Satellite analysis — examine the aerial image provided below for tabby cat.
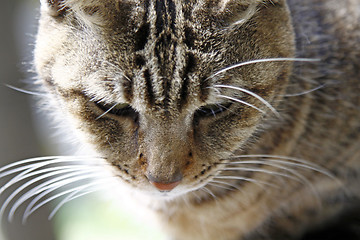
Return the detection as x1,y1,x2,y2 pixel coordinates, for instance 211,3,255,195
2,0,360,239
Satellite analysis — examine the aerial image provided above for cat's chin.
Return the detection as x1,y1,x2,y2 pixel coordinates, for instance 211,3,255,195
146,191,185,201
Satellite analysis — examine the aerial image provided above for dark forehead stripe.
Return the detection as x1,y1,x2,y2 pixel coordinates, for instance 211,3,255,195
135,24,150,52
131,1,203,109
134,0,150,52
154,0,177,71
155,0,166,36
144,69,155,106
179,53,197,108
155,0,176,36
154,0,178,109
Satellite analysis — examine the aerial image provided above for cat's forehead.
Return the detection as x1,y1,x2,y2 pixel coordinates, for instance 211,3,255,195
69,0,251,112
38,0,290,117
60,0,270,25
63,0,268,8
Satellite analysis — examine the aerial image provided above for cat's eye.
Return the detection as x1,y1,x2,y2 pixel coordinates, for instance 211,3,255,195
194,103,232,119
95,102,138,120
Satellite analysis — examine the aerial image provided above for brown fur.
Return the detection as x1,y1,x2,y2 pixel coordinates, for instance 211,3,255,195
33,0,360,239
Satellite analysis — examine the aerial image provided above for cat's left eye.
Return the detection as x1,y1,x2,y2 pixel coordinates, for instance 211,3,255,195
194,103,232,119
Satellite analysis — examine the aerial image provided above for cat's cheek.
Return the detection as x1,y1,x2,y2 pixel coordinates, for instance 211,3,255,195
193,115,253,159
59,95,136,158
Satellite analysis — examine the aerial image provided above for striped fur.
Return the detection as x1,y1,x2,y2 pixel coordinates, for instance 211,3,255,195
31,0,360,239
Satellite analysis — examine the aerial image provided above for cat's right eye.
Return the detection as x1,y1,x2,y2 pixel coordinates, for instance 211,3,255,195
95,102,138,121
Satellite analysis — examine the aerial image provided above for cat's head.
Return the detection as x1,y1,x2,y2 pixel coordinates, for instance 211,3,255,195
35,0,294,198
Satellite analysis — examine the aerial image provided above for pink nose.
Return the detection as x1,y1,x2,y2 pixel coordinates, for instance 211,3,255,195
150,180,181,191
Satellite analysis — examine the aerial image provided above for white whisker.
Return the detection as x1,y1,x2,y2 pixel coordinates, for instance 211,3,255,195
22,172,107,222
0,156,108,221
207,182,233,191
191,191,202,202
0,158,70,178
0,166,63,198
213,175,278,189
0,157,58,174
0,165,96,197
217,94,266,114
229,154,320,169
228,159,332,180
208,180,252,205
103,61,132,82
282,84,326,97
214,84,280,117
0,157,105,196
0,156,104,178
209,58,320,79
209,180,244,192
228,155,337,180
95,102,118,120
7,167,101,221
200,187,217,200
223,161,322,206
48,177,116,220
5,84,46,96
221,167,299,185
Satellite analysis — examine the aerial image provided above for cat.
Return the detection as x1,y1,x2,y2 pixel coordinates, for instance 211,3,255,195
1,0,360,239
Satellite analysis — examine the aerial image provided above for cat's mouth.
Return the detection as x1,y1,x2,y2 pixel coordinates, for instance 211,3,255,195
144,183,206,199
140,168,216,198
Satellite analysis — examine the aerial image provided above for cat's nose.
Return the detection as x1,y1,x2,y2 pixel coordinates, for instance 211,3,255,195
147,173,182,191
150,180,181,191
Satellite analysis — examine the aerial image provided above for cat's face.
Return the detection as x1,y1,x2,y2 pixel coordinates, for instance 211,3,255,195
35,0,294,197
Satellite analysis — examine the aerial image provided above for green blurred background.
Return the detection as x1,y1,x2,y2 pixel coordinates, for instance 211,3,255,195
0,1,165,240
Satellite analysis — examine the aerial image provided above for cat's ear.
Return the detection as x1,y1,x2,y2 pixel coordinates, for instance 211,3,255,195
40,0,68,17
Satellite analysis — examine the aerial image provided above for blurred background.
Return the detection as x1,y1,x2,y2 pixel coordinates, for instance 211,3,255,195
0,0,165,240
